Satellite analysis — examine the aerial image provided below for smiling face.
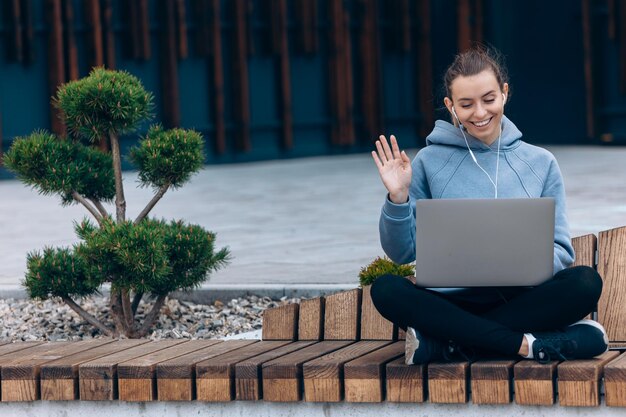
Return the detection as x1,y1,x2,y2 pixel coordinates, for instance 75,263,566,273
444,69,509,145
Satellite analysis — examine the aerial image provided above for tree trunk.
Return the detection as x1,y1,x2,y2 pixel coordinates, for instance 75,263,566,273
109,131,126,222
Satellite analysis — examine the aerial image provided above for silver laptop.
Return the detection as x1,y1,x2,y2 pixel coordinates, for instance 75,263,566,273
414,198,555,287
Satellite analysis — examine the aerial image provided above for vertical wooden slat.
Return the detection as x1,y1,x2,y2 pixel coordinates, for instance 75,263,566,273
457,0,471,51
21,0,35,64
9,0,24,63
210,0,226,154
262,303,299,341
571,234,597,268
275,0,293,149
127,0,140,59
360,285,394,340
323,289,362,340
139,0,151,60
415,0,434,139
581,0,595,139
102,0,115,69
85,0,104,68
298,297,325,341
46,0,66,136
295,0,317,54
62,0,79,80
359,0,383,143
233,0,252,151
160,0,181,128
597,226,626,343
175,0,188,59
193,0,210,57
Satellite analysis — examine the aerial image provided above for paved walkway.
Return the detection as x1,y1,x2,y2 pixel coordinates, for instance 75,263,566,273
1,146,625,294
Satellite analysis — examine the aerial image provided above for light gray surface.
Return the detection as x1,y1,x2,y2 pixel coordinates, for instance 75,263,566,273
1,146,625,294
415,198,554,287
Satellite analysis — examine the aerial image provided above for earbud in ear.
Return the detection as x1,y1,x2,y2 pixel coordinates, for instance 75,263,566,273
502,93,507,104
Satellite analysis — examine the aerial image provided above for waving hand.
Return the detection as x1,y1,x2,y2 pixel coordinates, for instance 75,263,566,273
371,135,412,204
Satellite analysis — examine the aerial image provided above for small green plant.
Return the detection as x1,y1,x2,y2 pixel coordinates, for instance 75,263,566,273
358,257,414,287
5,68,230,338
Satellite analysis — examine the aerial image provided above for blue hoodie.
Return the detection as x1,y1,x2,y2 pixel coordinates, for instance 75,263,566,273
379,115,575,277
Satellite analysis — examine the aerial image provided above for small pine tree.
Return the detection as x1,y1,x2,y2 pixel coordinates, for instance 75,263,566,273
5,68,230,338
358,257,414,287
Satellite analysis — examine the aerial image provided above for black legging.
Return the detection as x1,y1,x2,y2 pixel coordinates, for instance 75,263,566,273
370,265,602,356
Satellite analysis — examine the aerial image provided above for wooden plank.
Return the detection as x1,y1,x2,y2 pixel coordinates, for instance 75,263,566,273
360,285,394,340
232,0,251,151
262,303,298,341
102,0,115,69
8,0,24,63
344,341,404,402
598,226,626,342
298,297,324,341
22,0,35,65
62,0,79,80
84,0,104,67
160,0,181,128
1,340,110,402
262,341,353,402
46,0,66,136
602,351,626,406
196,341,291,401
358,0,383,143
138,0,150,59
428,360,470,403
385,356,426,402
581,0,595,138
275,0,293,149
324,288,361,340
175,0,188,59
558,350,620,407
303,341,389,402
572,234,597,267
118,340,220,402
235,341,316,401
209,0,226,154
513,359,559,405
0,342,42,358
40,339,149,401
79,340,187,401
156,340,256,401
415,0,434,139
470,359,517,404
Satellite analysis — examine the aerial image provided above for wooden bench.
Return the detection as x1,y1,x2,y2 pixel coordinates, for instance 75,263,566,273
0,228,624,408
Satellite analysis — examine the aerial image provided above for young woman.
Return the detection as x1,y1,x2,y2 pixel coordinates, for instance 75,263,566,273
370,46,608,364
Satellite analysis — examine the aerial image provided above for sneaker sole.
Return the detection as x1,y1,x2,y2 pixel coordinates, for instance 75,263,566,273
405,327,419,365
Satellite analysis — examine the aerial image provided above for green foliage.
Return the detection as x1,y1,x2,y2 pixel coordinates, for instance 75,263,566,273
24,247,98,300
71,218,230,295
4,131,115,204
129,125,205,189
358,257,415,287
55,67,153,142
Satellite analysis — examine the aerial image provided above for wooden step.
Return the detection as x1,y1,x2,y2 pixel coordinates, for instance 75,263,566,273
196,341,292,401
117,340,220,401
385,357,426,402
235,341,316,400
303,341,391,402
79,340,188,400
262,303,298,341
40,339,149,401
1,339,111,402
344,341,404,402
558,350,620,407
602,351,626,406
155,340,256,401
262,341,353,402
514,359,559,405
428,360,471,403
470,359,518,404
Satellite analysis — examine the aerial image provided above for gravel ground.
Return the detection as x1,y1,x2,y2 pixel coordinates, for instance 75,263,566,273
0,295,301,341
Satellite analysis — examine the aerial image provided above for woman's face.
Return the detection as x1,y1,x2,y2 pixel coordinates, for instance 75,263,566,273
445,69,508,145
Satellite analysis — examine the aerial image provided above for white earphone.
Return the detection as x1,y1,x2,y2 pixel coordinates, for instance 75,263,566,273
449,93,506,198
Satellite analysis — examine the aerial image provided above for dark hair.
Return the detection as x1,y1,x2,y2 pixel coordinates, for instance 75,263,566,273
443,46,509,98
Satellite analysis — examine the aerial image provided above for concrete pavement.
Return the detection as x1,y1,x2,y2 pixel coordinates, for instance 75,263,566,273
1,146,625,298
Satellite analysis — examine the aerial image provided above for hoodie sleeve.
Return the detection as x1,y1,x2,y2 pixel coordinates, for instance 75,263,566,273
378,155,431,264
541,157,575,273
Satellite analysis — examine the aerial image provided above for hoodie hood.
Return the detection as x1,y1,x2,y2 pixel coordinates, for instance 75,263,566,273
425,115,522,151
